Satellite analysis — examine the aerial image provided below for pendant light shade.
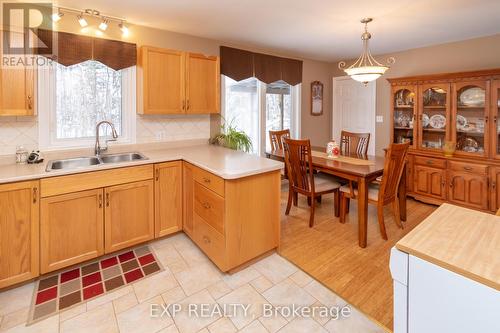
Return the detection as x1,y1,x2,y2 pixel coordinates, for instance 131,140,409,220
339,18,395,85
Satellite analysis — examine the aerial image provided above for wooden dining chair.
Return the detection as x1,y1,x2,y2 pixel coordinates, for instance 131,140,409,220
269,129,290,150
339,142,410,240
282,137,341,227
340,131,370,156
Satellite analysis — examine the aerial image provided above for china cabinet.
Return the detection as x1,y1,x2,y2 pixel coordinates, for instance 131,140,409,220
389,69,500,212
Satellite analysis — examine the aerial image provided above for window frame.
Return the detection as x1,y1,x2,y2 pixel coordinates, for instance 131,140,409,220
38,59,136,151
221,75,301,156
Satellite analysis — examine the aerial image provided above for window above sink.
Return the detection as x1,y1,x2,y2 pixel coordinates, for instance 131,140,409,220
38,61,137,150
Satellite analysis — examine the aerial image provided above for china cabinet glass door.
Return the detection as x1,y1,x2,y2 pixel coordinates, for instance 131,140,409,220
452,81,488,157
492,80,500,159
392,86,417,147
419,84,450,151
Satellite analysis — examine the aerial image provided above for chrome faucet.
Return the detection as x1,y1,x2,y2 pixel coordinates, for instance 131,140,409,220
95,121,118,156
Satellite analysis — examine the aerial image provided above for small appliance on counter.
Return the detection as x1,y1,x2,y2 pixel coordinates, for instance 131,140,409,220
27,150,44,164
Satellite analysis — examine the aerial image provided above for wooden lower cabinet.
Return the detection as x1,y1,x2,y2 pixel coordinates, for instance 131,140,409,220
40,189,104,274
0,181,39,288
448,171,489,210
490,167,500,212
105,180,154,253
155,161,183,237
183,162,195,236
413,165,446,201
183,162,280,271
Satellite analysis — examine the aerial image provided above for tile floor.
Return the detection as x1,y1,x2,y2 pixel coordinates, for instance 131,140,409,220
0,233,385,333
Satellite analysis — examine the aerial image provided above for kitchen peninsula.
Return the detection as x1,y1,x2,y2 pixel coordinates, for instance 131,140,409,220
0,143,283,289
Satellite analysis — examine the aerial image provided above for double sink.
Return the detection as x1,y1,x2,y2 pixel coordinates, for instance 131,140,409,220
46,152,148,172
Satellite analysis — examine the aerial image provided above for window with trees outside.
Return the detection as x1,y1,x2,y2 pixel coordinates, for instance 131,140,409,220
223,76,300,155
38,60,135,149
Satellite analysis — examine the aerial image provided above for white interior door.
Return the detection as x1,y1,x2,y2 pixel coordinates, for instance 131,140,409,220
332,76,376,155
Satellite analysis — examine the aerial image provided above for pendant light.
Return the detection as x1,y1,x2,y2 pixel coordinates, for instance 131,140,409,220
338,18,395,85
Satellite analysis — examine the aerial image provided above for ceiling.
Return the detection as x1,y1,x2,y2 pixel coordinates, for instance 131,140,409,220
57,0,500,62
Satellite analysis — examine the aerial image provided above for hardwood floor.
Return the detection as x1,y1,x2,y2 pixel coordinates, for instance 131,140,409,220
278,185,437,331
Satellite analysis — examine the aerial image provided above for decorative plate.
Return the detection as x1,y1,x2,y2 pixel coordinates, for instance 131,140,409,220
459,87,485,107
456,115,468,130
422,114,430,128
429,114,446,129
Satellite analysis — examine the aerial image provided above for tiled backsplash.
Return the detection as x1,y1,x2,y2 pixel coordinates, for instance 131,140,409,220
0,115,211,156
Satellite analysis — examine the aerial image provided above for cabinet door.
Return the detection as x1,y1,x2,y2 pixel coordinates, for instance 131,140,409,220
0,181,39,288
183,162,195,236
490,167,500,212
155,161,183,237
418,84,451,151
0,32,35,116
413,165,446,200
448,171,489,210
139,47,185,114
40,189,104,274
392,85,418,148
491,80,500,159
452,81,489,157
185,53,220,114
105,180,154,253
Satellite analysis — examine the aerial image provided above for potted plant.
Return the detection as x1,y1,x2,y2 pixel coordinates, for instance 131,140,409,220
209,118,252,153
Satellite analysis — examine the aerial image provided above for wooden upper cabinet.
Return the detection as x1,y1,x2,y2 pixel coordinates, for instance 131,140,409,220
0,31,35,116
392,85,418,148
418,83,451,151
0,181,39,288
40,189,104,273
138,46,220,115
138,47,185,114
155,161,183,238
491,80,500,160
104,180,154,253
185,53,220,114
452,81,489,158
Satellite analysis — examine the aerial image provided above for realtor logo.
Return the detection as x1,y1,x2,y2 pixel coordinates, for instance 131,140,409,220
1,1,53,57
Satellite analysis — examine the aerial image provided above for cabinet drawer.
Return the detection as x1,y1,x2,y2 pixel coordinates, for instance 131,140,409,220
41,165,154,197
448,161,488,175
192,164,225,197
194,214,225,269
414,156,446,169
194,182,224,234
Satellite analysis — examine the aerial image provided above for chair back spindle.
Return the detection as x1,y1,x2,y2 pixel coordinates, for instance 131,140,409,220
269,129,291,150
282,138,315,194
340,131,370,156
379,142,410,204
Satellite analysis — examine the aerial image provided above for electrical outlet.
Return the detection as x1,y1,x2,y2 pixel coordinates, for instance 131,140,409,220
376,115,383,123
155,131,166,141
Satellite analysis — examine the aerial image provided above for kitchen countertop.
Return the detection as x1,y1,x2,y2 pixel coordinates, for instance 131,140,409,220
0,142,283,184
396,203,500,291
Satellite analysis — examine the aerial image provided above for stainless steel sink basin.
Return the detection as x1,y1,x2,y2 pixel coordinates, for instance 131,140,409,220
100,152,148,164
45,152,148,172
46,156,102,171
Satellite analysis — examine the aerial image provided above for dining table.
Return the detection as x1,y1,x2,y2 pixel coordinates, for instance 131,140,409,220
266,147,407,248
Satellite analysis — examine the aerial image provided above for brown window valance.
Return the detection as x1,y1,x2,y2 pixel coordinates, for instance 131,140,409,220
220,46,303,86
35,29,136,70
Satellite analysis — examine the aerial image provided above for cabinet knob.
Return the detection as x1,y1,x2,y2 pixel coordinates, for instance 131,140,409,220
187,100,190,111
463,166,473,171
203,236,211,244
98,194,103,208
426,160,433,165
27,95,32,110
106,193,110,207
32,187,38,203
202,202,211,209
203,177,211,183
155,169,160,181
182,100,185,111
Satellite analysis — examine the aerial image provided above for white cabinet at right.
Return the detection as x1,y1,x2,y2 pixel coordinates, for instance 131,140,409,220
390,247,500,333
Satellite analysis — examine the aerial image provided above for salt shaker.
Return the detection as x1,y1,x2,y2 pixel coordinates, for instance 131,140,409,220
16,145,28,164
